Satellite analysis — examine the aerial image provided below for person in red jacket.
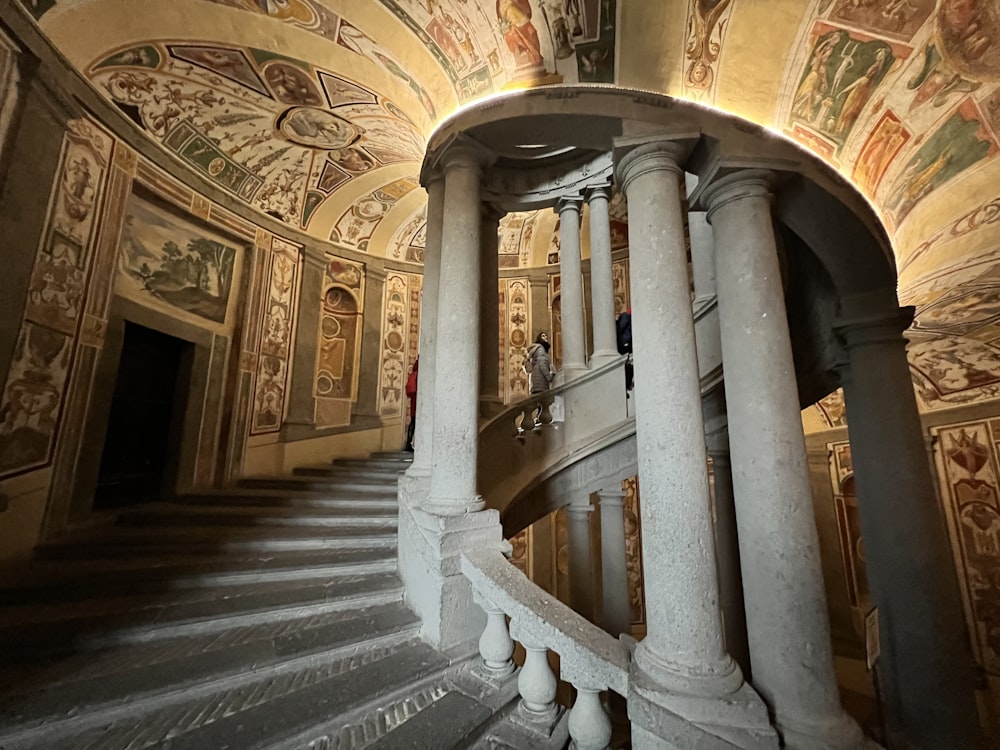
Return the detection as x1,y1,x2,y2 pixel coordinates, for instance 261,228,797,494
404,356,418,452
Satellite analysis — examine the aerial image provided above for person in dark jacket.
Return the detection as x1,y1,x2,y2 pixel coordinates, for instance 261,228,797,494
616,309,634,393
526,332,556,394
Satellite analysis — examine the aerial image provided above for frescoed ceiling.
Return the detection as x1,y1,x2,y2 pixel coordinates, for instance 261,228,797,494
14,0,1000,418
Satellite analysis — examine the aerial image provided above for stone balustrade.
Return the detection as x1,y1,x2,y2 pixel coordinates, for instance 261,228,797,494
461,547,630,750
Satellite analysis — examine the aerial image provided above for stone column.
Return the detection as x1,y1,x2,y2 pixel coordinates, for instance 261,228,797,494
703,400,751,680
565,500,596,621
529,276,550,343
704,170,867,750
685,173,717,306
425,145,485,515
282,248,326,432
836,292,985,750
597,488,631,638
615,143,771,746
557,196,587,377
405,173,444,487
479,203,504,417
586,184,618,361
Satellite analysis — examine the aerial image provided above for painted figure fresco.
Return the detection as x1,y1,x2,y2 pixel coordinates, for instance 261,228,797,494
0,324,72,475
936,0,1000,82
852,109,911,195
330,177,419,251
885,100,997,225
0,118,112,478
788,26,896,153
200,0,341,36
828,0,935,41
116,196,239,326
683,0,734,99
574,0,616,83
497,0,544,71
277,107,362,150
622,475,646,628
503,278,531,401
934,422,1000,676
908,335,1000,408
252,239,300,434
378,273,411,417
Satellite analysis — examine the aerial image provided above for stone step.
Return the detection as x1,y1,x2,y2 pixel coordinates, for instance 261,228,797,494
0,569,403,627
237,476,398,494
293,464,406,481
369,450,414,461
0,574,407,662
0,611,429,749
0,548,397,603
275,677,494,750
333,457,413,470
33,528,398,559
115,502,398,530
177,488,399,507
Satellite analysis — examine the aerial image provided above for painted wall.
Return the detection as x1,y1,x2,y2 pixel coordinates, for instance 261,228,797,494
809,399,1000,729
0,99,404,562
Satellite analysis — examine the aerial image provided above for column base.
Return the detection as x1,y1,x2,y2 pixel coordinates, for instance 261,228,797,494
422,493,486,515
629,660,778,749
778,711,881,750
396,503,505,653
399,465,431,508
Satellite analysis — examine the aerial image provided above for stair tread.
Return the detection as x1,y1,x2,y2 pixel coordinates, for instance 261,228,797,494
0,548,398,600
0,624,432,748
0,598,416,701
33,535,398,559
238,475,398,488
118,501,398,520
137,641,448,750
0,570,403,626
366,689,494,749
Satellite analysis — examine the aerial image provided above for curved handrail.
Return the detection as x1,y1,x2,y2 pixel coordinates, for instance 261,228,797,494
461,547,630,695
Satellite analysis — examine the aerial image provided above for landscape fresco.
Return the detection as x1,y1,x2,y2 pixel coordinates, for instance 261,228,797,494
116,195,239,326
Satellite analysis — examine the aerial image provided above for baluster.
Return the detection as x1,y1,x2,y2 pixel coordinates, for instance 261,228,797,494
515,631,558,723
476,594,514,677
568,685,612,750
537,397,553,427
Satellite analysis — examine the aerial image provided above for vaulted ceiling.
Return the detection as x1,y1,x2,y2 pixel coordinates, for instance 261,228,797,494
16,0,1000,418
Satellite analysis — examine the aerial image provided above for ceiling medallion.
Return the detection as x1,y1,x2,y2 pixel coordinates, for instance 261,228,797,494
275,107,363,150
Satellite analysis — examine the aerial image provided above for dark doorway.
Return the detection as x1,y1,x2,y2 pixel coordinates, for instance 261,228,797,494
94,322,191,509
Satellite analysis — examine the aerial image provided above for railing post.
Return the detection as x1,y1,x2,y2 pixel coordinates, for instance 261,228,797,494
514,630,558,723
568,684,612,750
474,592,515,677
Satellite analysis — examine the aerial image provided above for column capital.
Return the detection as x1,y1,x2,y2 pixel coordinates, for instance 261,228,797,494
564,502,595,516
700,169,776,223
585,182,613,203
424,166,445,187
555,195,584,215
834,304,914,349
440,141,487,175
596,487,626,501
614,140,686,194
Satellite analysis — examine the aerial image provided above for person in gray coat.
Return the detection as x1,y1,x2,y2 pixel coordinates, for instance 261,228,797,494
526,331,556,394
